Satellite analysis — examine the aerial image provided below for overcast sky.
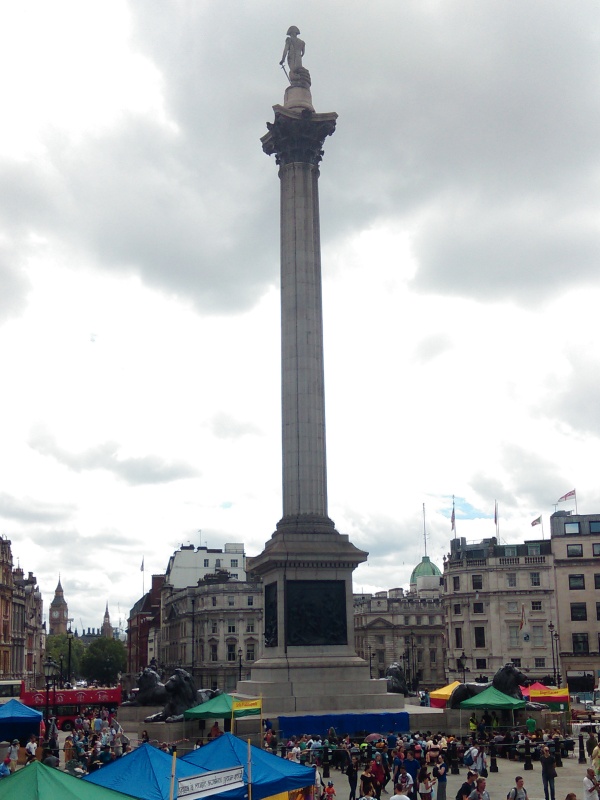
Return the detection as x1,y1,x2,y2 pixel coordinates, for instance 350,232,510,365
1,0,599,634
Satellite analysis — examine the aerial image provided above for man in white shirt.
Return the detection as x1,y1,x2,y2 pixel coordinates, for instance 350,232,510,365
584,767,600,800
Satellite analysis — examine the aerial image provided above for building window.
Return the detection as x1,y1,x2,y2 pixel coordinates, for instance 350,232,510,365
531,601,542,611
247,596,254,606
593,544,600,557
246,621,255,633
228,596,235,606
590,521,600,534
204,559,210,567
227,644,236,662
429,635,436,644
473,603,484,614
417,649,423,663
507,601,518,613
430,649,436,664
416,635,423,645
528,545,541,556
595,575,600,589
210,644,218,662
215,559,221,567
475,658,487,670
511,657,521,668
472,575,483,591
453,576,460,591
571,603,587,621
507,573,517,588
454,604,462,615
530,572,540,587
377,635,385,644
246,644,255,661
429,616,435,625
509,625,520,647
565,522,580,535
569,574,585,590
504,546,517,557
415,617,422,625
212,596,217,607
211,621,218,634
455,628,463,648
532,625,544,646
474,627,485,648
573,633,589,654
228,622,236,633
535,657,546,668
231,559,238,568
567,544,583,557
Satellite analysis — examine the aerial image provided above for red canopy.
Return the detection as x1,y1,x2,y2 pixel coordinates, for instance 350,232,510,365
522,681,549,697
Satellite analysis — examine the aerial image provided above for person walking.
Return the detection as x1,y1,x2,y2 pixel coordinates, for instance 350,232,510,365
456,772,477,800
468,778,490,800
507,776,529,800
540,745,557,800
346,756,359,800
433,754,447,800
584,767,600,800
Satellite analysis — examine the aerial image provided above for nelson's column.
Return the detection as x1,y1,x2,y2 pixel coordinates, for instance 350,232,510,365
242,28,398,714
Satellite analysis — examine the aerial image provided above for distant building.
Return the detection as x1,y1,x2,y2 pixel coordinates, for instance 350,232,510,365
354,555,446,689
165,543,247,588
48,577,69,636
550,510,600,692
443,536,557,683
126,574,164,675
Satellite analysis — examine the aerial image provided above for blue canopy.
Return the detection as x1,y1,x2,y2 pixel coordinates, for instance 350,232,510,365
84,743,201,800
0,699,42,744
182,733,315,800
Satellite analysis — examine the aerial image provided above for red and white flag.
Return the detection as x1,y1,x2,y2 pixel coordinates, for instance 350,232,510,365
519,603,526,631
557,489,576,503
531,516,542,527
451,504,455,532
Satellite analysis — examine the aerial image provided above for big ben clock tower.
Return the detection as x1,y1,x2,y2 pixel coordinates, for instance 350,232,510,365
49,576,68,635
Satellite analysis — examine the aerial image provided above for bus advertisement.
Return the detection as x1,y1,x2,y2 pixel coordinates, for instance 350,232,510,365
20,686,122,731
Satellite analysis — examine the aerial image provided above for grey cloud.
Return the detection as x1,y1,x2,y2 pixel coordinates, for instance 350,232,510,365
28,428,198,485
0,493,75,524
542,353,600,437
498,444,567,506
413,334,453,364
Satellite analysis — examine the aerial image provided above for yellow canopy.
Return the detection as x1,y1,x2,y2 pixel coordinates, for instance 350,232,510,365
430,681,461,701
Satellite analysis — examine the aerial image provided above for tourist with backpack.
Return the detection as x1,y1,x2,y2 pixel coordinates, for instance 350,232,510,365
507,776,529,800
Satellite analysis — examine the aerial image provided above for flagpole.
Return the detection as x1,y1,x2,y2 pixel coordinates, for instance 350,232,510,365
248,738,253,800
575,490,578,515
169,745,177,800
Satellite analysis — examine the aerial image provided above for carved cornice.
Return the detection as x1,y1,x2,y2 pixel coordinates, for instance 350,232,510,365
262,106,337,167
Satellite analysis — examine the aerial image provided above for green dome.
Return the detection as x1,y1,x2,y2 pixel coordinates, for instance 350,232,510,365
410,555,442,583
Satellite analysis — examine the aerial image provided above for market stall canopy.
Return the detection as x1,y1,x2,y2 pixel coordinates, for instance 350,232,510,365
84,742,201,800
183,693,260,720
0,760,135,800
459,686,526,710
521,682,549,697
0,698,42,743
529,687,569,710
430,681,461,709
182,732,315,800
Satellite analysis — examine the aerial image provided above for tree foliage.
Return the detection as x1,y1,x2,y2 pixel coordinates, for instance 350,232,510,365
80,638,127,686
45,634,85,681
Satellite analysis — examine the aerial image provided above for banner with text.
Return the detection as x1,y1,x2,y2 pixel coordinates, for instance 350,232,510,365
178,766,245,800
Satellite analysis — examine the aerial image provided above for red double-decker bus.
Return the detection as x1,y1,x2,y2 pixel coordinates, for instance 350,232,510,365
21,686,122,731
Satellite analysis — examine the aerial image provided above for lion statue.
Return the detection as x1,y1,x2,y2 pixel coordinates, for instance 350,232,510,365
122,667,167,707
448,663,548,710
386,662,410,696
144,668,201,723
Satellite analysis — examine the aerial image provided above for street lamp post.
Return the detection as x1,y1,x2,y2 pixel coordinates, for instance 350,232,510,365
238,648,243,681
548,622,557,685
554,632,561,685
367,645,373,679
32,658,37,690
457,651,468,683
43,658,58,736
409,633,417,691
67,628,73,687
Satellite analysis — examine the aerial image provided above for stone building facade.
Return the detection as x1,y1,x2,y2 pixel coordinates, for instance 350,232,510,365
127,574,164,675
443,536,557,684
551,510,600,691
160,576,263,692
353,556,446,689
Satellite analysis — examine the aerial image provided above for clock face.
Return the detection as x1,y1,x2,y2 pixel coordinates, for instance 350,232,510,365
51,610,59,619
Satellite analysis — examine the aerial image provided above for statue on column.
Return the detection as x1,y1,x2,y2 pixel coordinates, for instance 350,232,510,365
280,26,311,88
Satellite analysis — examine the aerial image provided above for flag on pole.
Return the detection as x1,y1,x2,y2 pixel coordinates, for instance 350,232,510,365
451,497,456,533
494,501,498,527
519,603,526,631
531,516,542,527
140,557,144,572
557,489,576,503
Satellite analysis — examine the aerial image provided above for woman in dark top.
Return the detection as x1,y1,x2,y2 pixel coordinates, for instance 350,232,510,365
360,763,376,798
346,756,359,800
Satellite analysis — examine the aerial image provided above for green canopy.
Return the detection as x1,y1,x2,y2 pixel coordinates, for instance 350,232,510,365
183,692,260,720
0,761,136,800
459,686,526,710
